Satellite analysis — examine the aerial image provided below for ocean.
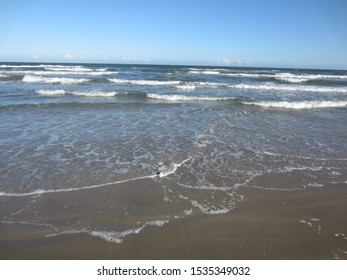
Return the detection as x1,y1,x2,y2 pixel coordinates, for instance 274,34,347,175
0,63,347,256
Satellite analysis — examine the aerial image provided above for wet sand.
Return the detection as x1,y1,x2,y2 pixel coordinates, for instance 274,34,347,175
0,178,346,260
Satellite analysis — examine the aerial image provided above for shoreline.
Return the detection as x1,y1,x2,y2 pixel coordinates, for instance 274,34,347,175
1,178,346,260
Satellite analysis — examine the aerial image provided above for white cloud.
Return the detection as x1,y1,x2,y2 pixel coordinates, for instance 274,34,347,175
32,54,40,59
64,54,73,60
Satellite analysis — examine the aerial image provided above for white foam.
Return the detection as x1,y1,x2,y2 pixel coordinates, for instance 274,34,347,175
244,100,347,109
89,227,144,243
31,70,113,76
307,182,324,188
275,72,347,82
108,78,180,86
229,83,347,93
71,91,118,97
190,200,231,215
275,73,310,83
23,75,88,84
156,157,192,177
0,174,157,197
175,84,197,90
0,64,47,68
45,220,169,243
189,70,220,75
189,69,347,82
175,81,347,93
147,93,235,102
145,220,169,227
44,66,93,72
36,89,66,96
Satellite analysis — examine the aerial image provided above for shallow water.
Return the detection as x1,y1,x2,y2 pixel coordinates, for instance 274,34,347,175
1,63,347,218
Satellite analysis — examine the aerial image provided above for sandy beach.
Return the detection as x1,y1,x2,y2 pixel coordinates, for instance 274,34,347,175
1,177,346,260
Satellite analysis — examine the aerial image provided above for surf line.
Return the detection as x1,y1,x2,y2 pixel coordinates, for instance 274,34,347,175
0,157,193,197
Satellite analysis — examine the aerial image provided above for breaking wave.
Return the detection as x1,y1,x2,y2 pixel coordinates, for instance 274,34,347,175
23,75,88,84
244,100,347,109
108,78,180,86
147,93,236,102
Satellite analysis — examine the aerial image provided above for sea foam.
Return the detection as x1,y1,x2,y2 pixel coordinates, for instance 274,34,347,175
244,100,347,109
23,75,88,84
36,89,66,95
108,78,180,86
146,93,235,102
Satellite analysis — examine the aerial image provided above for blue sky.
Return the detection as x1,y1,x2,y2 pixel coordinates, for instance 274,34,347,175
1,0,346,69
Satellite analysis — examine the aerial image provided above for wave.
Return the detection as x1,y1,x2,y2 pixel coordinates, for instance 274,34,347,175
30,89,237,103
71,91,119,97
44,66,94,72
188,69,347,83
175,84,197,90
1,64,111,75
244,100,347,109
227,83,347,93
0,157,192,197
274,73,347,83
108,78,180,86
36,89,66,95
45,220,169,243
175,81,347,93
5,70,115,76
189,70,221,75
147,93,236,102
0,64,46,68
35,89,120,97
23,75,88,84
20,75,347,93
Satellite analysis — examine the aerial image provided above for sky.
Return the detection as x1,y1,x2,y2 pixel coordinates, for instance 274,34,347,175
0,0,347,69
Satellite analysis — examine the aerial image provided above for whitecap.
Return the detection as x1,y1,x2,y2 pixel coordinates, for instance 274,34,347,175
147,93,235,102
108,78,180,86
36,89,66,95
244,100,347,109
23,75,88,84
71,91,118,97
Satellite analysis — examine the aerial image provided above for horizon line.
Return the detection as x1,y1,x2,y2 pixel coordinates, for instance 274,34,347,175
1,60,346,72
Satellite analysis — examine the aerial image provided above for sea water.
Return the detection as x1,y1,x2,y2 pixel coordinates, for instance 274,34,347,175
1,63,346,205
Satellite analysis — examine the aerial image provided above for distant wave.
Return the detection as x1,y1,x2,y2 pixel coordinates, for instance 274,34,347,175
108,78,180,86
175,81,347,93
34,89,236,101
228,83,347,93
18,74,347,92
36,89,66,95
5,70,115,76
0,64,46,68
44,66,95,72
189,69,347,83
36,89,119,97
189,70,221,75
274,73,347,83
243,100,347,109
147,93,236,102
23,75,88,84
